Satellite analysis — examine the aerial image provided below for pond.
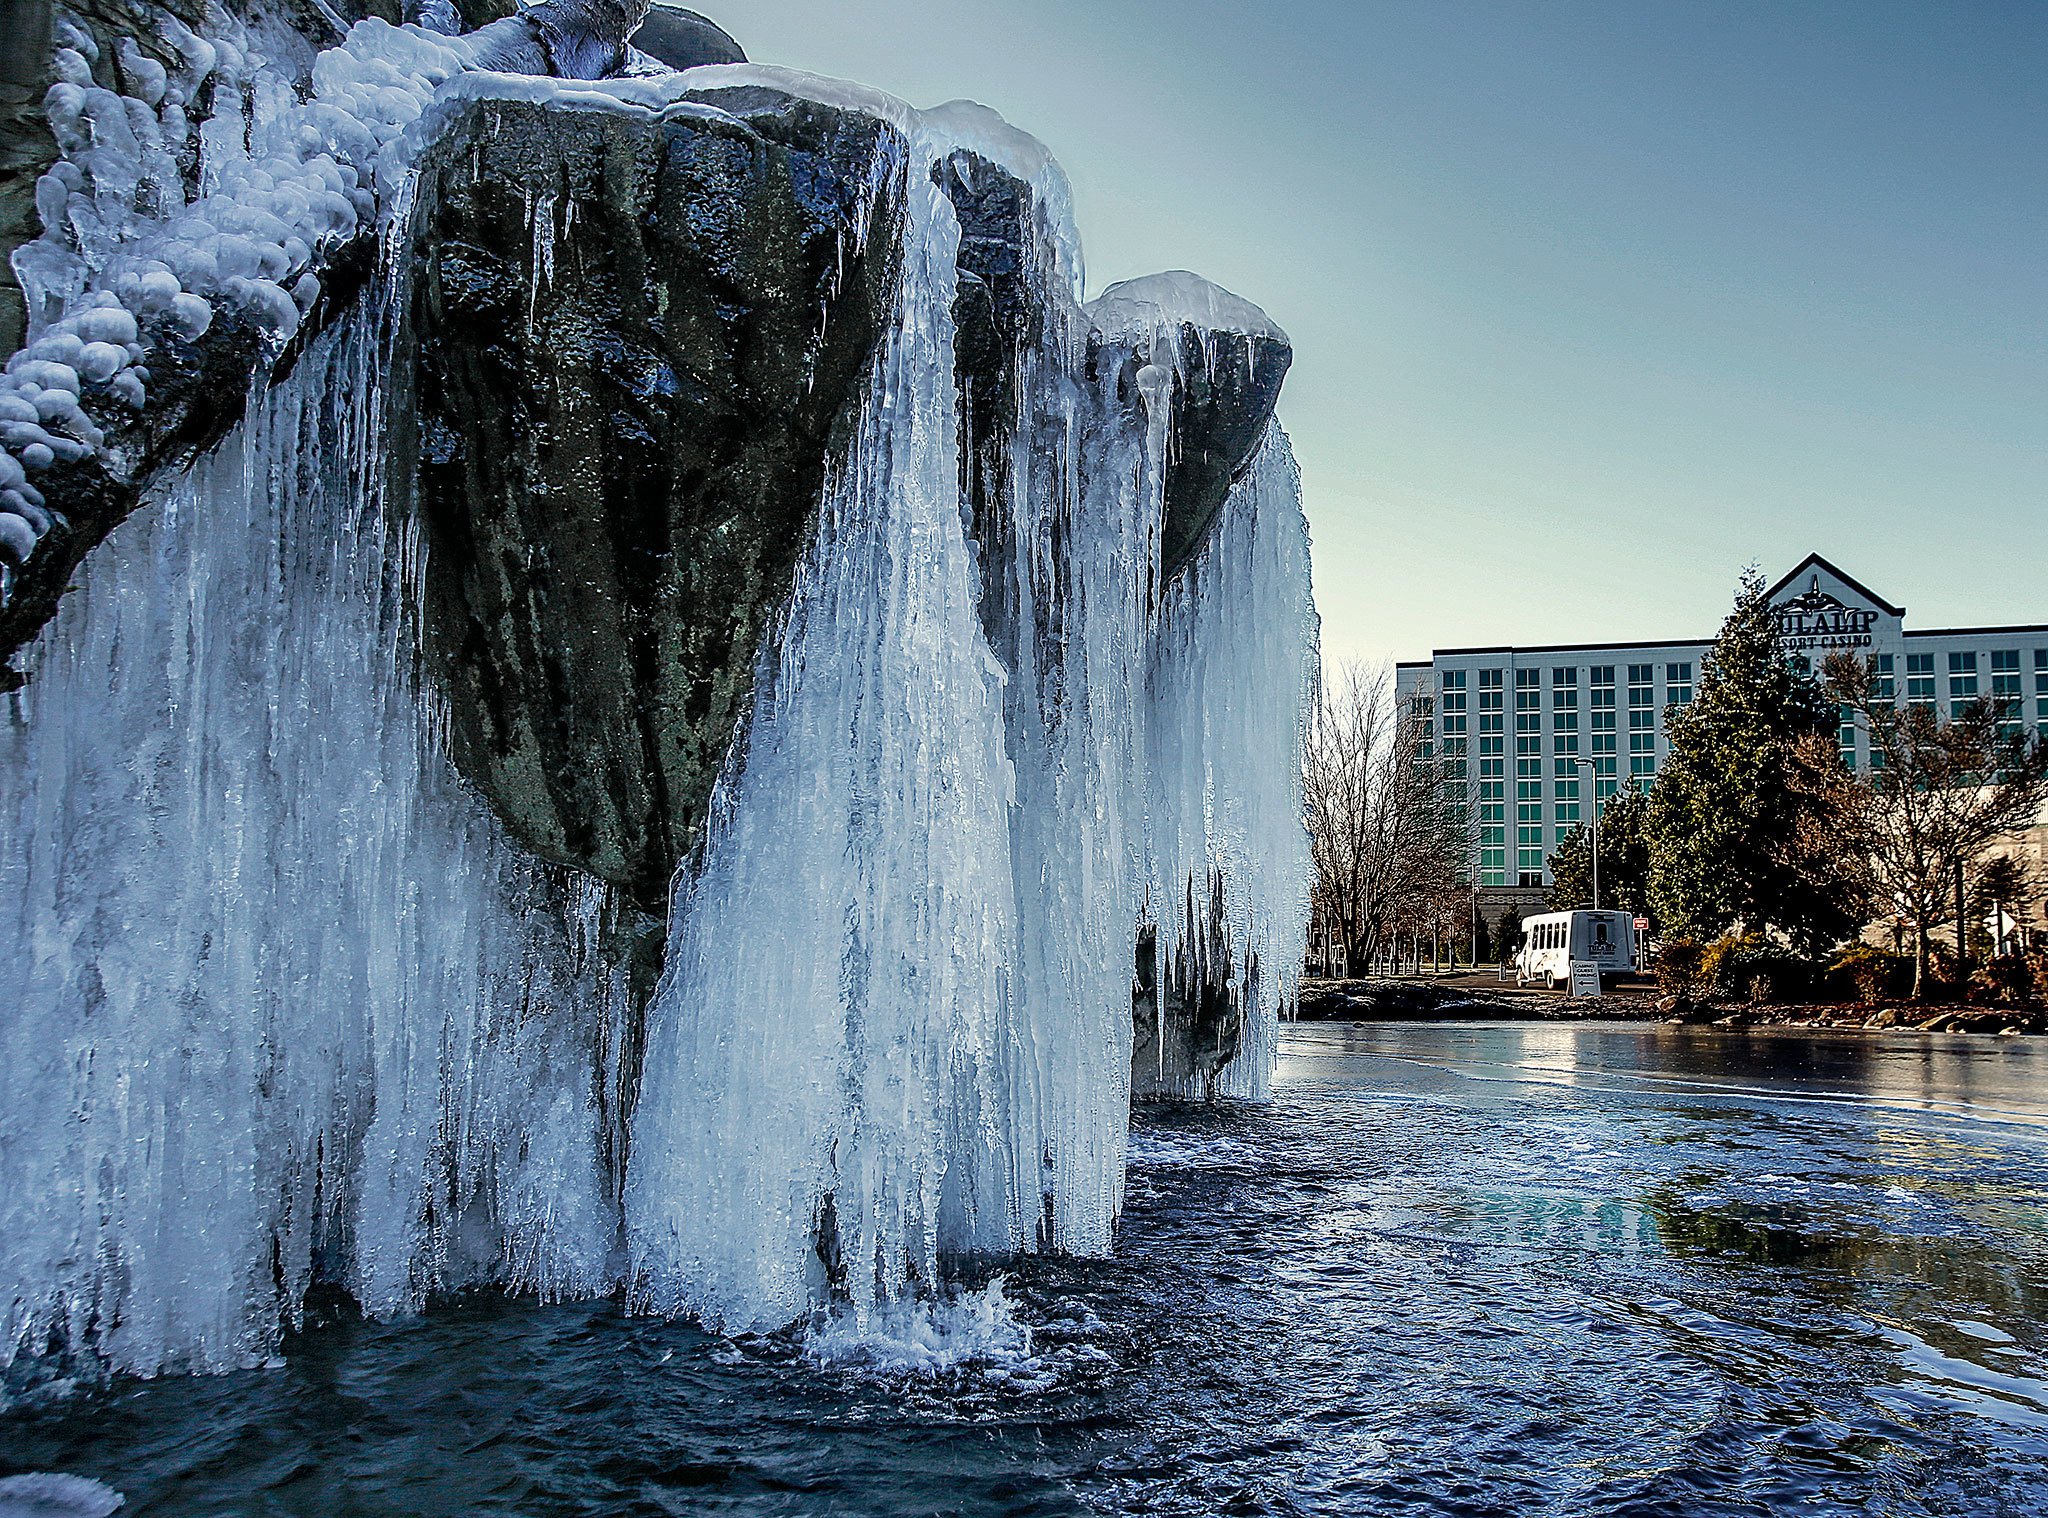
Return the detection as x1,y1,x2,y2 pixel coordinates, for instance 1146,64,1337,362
6,1022,2045,1516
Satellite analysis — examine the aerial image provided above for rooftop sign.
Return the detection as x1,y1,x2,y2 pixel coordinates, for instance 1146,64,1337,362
1771,574,1880,652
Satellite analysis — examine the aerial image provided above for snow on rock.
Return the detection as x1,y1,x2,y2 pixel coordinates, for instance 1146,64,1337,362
1088,271,1289,347
0,12,475,600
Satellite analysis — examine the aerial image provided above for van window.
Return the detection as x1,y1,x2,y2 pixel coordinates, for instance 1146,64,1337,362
1594,921,1609,946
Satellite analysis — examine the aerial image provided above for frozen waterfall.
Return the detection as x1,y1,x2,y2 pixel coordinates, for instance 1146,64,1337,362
0,42,1316,1388
0,297,635,1387
624,99,1316,1332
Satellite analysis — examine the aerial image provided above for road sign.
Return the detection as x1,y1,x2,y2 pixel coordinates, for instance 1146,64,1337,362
1569,960,1603,999
1634,917,1650,935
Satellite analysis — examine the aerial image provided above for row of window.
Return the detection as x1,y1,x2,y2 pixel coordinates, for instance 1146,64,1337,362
1434,649,2045,885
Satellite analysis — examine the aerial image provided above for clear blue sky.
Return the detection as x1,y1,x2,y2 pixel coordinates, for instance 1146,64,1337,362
718,0,2047,666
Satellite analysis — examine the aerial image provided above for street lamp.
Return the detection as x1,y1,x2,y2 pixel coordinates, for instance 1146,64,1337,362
1572,757,1599,912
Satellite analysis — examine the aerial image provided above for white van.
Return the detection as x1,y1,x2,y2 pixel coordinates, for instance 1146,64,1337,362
1515,910,1637,991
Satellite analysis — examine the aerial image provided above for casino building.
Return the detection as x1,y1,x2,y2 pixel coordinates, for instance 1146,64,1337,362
1394,554,2048,905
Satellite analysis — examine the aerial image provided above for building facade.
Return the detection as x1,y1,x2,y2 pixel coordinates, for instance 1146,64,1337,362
1395,554,2048,895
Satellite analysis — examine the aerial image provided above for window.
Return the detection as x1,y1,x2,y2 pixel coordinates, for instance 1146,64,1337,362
1553,667,1578,688
1628,663,1654,685
1629,707,1655,731
1591,666,1615,688
1516,667,1541,688
1667,662,1694,706
1442,670,1467,690
1479,668,1503,690
1907,652,1935,707
1553,686,1579,712
1875,653,1895,702
1630,729,1656,780
1992,651,2021,711
1950,650,1979,702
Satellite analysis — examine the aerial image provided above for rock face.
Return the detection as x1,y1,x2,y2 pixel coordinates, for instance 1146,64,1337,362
1133,324,1291,580
411,87,902,911
1131,896,1248,1100
4,3,1298,1091
410,86,1294,929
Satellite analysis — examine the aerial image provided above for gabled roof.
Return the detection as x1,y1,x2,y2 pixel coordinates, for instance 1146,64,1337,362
1764,553,1904,618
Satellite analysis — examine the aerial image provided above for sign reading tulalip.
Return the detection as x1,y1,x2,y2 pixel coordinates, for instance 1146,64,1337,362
1771,575,1881,652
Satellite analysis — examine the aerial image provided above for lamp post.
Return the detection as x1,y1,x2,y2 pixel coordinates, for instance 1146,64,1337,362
1573,758,1599,912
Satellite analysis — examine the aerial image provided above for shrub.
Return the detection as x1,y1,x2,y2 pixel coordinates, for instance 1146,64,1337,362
1921,949,1965,1003
1697,933,1819,1005
1829,943,1913,1005
1971,954,2039,1008
1654,936,1704,996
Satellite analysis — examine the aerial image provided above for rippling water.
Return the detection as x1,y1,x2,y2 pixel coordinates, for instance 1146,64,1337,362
6,1022,2046,1516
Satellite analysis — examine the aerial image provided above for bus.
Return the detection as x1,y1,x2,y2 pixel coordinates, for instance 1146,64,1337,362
1514,910,1637,991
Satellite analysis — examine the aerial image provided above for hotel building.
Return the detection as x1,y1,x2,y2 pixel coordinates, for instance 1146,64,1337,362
1394,554,2048,904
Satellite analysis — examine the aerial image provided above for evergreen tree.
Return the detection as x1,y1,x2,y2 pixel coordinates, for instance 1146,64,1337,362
1646,569,1858,954
1547,785,1653,921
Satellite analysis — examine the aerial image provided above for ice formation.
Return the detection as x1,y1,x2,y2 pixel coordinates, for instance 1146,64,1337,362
624,87,1315,1331
1,288,633,1386
0,1474,125,1518
0,5,697,600
0,12,479,597
1,20,1316,1383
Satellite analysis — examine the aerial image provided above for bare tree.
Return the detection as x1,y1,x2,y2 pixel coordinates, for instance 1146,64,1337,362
1304,661,1475,976
1825,653,2048,998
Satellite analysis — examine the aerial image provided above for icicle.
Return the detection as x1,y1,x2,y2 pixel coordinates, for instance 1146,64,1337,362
0,265,631,1394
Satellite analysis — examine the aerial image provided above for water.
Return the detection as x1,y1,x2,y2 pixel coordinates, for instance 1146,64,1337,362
6,1021,2043,1516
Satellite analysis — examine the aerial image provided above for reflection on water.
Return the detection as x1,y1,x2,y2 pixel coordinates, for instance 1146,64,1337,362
4,1021,2046,1516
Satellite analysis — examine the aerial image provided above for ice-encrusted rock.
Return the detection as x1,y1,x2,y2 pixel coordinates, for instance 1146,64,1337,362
409,82,902,910
0,10,1314,1374
0,1,735,655
405,73,1297,918
0,1473,124,1518
1088,272,1292,580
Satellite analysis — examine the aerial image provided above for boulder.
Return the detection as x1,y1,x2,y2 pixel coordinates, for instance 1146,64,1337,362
632,3,746,69
1087,274,1292,578
409,86,904,911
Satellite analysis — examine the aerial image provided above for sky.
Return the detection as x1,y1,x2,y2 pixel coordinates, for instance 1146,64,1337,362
714,0,2047,668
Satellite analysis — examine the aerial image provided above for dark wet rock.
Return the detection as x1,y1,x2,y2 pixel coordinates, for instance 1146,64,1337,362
408,86,903,911
1131,878,1250,1100
632,3,745,69
1094,321,1291,580
1157,325,1290,576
